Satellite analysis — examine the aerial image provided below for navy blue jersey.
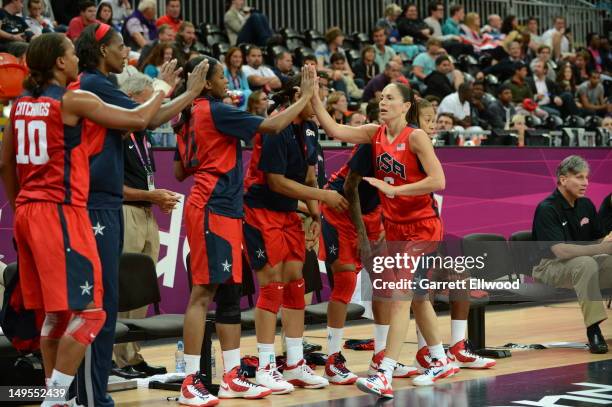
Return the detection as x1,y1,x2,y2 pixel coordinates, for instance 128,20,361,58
326,144,380,214
244,121,317,212
69,70,138,210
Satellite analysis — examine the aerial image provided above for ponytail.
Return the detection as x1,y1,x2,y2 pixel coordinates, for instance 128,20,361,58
391,83,418,127
23,33,69,98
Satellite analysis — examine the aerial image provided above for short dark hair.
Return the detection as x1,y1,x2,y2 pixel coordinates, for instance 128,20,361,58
427,1,443,15
247,45,261,56
435,55,450,66
79,0,95,12
274,51,291,63
303,54,317,64
497,84,511,95
372,26,386,35
449,4,463,17
473,80,485,89
438,112,455,123
330,52,346,64
166,0,180,5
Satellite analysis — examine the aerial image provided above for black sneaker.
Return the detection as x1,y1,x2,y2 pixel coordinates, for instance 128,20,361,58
587,325,609,354
132,361,168,376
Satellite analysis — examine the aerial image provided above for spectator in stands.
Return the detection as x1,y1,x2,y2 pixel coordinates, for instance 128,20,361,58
438,82,473,127
375,3,402,43
139,41,176,79
156,0,182,32
50,0,79,27
242,45,282,91
481,14,502,39
412,38,445,81
246,90,268,117
542,16,573,61
425,94,440,112
600,193,612,235
347,112,366,126
109,0,132,29
573,51,591,85
530,45,556,81
487,84,516,129
372,26,396,72
460,12,499,52
137,23,175,67
224,47,252,110
471,80,496,129
424,55,456,100
96,2,114,28
505,62,533,104
352,45,379,87
361,60,402,102
25,0,54,36
397,3,432,45
528,59,579,118
577,71,611,117
603,116,612,132
532,155,612,355
436,112,455,131
510,114,527,147
500,15,523,51
317,70,331,103
586,33,611,73
442,4,464,36
424,1,473,58
326,91,349,124
225,0,268,46
174,21,197,64
23,0,57,29
556,62,576,95
67,1,97,41
526,17,543,54
484,40,525,82
316,26,346,67
365,99,380,123
272,51,294,85
0,0,31,50
330,52,362,100
123,0,158,51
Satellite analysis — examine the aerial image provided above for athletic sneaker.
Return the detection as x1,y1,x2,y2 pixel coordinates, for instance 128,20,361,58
218,366,272,399
255,364,294,395
415,346,459,375
355,370,393,399
324,352,358,385
447,340,496,369
178,372,219,406
368,350,419,378
412,357,456,386
283,359,329,388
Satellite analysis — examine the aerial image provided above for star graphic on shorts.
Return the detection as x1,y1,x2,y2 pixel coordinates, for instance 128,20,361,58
80,281,93,296
92,222,105,236
328,244,338,255
256,248,265,259
221,259,232,272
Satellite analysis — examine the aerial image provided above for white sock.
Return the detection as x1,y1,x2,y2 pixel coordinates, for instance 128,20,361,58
42,369,72,407
428,343,446,361
184,354,201,375
286,337,303,366
416,325,427,349
258,343,275,368
451,320,467,346
222,348,241,373
380,357,396,384
374,324,389,354
327,327,343,355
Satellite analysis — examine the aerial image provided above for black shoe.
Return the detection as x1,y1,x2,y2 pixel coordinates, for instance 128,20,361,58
132,361,167,377
303,340,322,354
111,365,147,379
587,325,609,354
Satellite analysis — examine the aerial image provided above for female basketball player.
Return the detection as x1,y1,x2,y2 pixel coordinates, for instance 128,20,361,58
242,74,348,394
173,58,321,405
0,33,166,406
311,82,453,396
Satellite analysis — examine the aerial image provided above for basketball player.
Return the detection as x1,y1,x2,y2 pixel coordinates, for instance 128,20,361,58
0,33,165,406
173,58,320,405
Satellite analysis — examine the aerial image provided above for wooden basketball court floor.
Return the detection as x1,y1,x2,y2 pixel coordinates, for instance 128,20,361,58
108,301,612,406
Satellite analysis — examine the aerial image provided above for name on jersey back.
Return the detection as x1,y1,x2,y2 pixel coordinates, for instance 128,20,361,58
14,102,50,117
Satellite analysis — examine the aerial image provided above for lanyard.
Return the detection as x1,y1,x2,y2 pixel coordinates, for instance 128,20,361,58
130,133,153,173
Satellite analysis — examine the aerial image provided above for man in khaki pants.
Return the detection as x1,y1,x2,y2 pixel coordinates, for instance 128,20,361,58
532,155,612,354
112,73,180,377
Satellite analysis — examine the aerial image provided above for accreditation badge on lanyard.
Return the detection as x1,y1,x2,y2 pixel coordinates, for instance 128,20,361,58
130,133,155,191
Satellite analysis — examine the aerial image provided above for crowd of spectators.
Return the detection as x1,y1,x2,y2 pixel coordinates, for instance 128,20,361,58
0,0,610,145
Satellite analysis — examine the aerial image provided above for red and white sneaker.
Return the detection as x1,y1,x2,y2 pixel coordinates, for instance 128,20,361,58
415,346,459,375
255,364,294,395
283,359,329,389
355,371,394,399
412,357,456,386
447,340,496,369
368,350,419,378
178,372,219,406
324,352,358,385
218,366,272,399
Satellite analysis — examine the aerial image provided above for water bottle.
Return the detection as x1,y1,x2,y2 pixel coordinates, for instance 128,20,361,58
175,341,186,373
210,345,216,379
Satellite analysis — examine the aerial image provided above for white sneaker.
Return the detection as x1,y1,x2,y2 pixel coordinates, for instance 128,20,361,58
283,359,329,389
255,364,294,395
368,349,419,378
218,366,272,399
355,371,394,399
324,352,358,385
178,372,219,406
412,357,456,386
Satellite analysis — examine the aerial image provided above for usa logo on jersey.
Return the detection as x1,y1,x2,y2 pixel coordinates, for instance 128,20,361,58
376,153,406,179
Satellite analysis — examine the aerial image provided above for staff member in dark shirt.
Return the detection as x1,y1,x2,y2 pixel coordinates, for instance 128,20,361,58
532,155,612,354
111,72,178,378
600,193,612,234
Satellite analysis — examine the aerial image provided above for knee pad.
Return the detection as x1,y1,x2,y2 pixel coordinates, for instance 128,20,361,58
41,311,72,340
331,272,357,304
65,309,106,346
215,285,242,324
256,282,283,314
282,278,306,310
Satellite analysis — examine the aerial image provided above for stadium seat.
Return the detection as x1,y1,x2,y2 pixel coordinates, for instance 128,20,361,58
351,32,370,45
268,45,290,61
212,42,230,60
285,37,305,52
205,33,229,47
345,49,361,66
342,38,358,51
303,29,324,48
238,42,254,58
294,46,315,66
200,23,223,36
279,27,304,41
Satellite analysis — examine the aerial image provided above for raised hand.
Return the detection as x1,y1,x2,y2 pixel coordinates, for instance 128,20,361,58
186,58,210,96
159,59,183,90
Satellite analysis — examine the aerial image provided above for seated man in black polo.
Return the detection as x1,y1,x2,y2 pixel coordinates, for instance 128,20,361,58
532,155,612,354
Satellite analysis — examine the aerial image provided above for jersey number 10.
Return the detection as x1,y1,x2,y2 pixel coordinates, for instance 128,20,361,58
15,120,49,165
